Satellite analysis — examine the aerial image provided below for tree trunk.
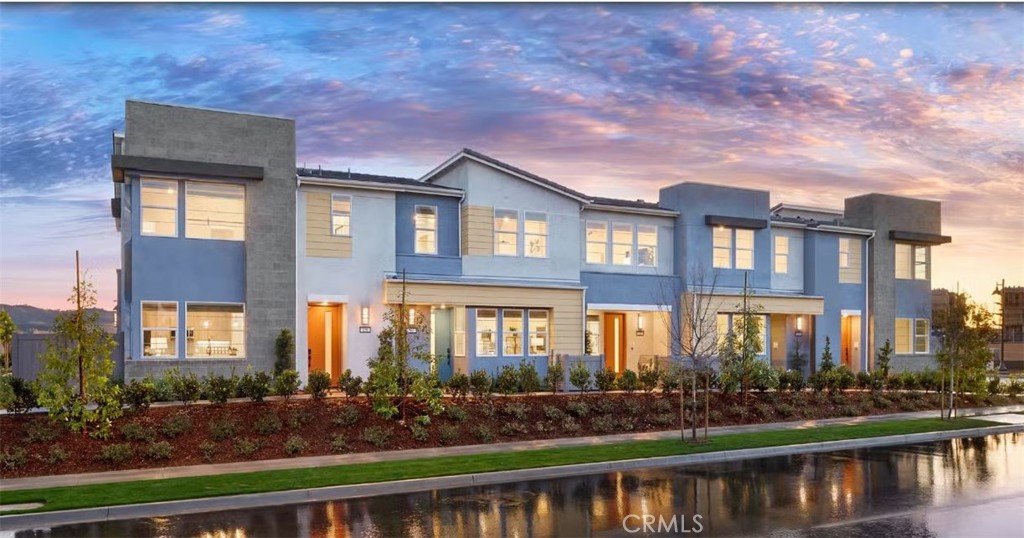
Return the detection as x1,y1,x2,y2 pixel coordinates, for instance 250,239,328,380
691,369,697,441
679,367,685,442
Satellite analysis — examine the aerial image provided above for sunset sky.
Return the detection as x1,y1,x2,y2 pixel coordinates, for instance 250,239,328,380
1,3,1021,311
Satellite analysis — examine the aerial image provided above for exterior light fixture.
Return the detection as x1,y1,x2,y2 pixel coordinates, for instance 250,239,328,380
796,316,804,331
635,313,646,336
360,306,370,326
408,308,416,325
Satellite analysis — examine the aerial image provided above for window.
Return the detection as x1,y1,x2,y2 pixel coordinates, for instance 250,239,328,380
715,227,754,270
895,244,928,280
524,212,548,258
774,235,789,274
735,229,754,270
454,307,466,357
476,309,497,356
894,318,912,354
612,223,633,265
529,310,549,355
331,194,351,236
141,179,178,237
716,313,730,348
915,246,928,280
637,225,657,266
142,302,177,357
503,309,524,355
839,238,852,269
586,314,602,355
585,221,608,264
414,205,437,254
915,319,930,353
717,313,767,354
713,227,732,268
494,209,518,256
186,182,245,241
186,303,245,358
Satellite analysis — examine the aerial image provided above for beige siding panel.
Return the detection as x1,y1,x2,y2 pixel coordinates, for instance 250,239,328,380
462,205,494,256
305,191,351,258
386,281,584,354
839,239,863,284
687,293,825,316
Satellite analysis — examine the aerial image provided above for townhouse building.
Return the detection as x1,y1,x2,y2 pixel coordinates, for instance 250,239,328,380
111,100,950,383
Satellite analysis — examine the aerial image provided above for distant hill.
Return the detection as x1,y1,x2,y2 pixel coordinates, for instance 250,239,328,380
1,304,116,333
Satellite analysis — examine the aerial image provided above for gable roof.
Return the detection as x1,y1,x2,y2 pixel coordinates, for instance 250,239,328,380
297,167,462,196
421,148,590,202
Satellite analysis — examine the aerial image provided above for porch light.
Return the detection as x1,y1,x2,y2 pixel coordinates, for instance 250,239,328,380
408,308,416,325
796,316,804,331
360,306,370,325
637,313,644,330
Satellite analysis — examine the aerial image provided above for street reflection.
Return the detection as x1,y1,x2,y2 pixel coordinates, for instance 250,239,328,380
13,433,1023,538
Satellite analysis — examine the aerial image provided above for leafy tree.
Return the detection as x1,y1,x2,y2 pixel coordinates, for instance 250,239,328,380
720,277,764,403
274,329,295,375
934,291,996,419
0,309,16,372
35,270,121,438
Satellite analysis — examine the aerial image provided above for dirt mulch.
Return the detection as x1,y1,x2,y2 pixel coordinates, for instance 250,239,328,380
0,390,1012,479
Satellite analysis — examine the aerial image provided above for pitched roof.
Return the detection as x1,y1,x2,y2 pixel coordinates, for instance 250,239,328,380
422,148,590,202
297,167,461,191
588,196,667,211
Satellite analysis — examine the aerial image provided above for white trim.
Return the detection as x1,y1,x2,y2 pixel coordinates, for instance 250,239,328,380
330,193,352,237
413,204,438,255
841,309,862,317
297,176,462,197
307,294,349,304
587,303,670,312
493,207,520,257
585,203,678,217
770,203,844,216
423,151,591,203
140,300,179,359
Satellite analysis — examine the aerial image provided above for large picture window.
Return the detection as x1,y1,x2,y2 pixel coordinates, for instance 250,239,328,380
414,205,437,254
612,223,633,265
637,225,657,266
142,301,177,357
476,309,497,356
186,182,245,241
503,309,524,355
524,212,548,258
186,303,245,358
331,194,351,236
494,209,518,256
528,310,548,355
141,179,178,237
585,221,608,264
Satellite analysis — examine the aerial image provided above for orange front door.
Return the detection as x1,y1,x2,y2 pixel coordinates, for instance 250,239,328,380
308,305,342,382
603,313,626,372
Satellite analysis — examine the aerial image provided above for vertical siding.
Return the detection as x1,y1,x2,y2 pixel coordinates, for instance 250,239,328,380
305,191,352,258
462,205,494,256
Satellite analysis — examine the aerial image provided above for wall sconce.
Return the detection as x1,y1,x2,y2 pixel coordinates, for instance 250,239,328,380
360,306,370,326
408,308,416,325
635,313,645,336
796,316,804,331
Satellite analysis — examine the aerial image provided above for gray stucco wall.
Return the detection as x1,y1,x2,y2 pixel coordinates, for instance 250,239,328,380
122,100,296,380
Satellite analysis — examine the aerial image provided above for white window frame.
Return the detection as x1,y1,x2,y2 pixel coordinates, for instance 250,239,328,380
774,235,789,274
503,309,524,356
331,194,352,237
914,245,928,280
476,309,498,357
141,301,178,358
185,181,246,241
637,225,657,267
914,318,930,354
528,310,549,356
494,208,519,257
140,179,178,238
612,222,634,266
524,211,548,258
185,302,246,359
734,229,755,270
839,237,852,269
414,205,438,255
585,221,609,264
713,226,733,269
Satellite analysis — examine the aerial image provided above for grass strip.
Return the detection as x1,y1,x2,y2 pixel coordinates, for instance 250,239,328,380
0,417,997,514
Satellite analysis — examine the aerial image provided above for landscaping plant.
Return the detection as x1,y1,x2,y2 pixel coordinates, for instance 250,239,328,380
618,369,639,393
518,360,541,395
638,367,660,393
238,370,272,402
594,368,616,393
445,373,470,399
122,377,156,412
273,369,301,399
305,370,331,400
205,372,237,405
469,370,492,398
274,329,295,375
569,361,592,392
494,365,520,396
544,360,564,394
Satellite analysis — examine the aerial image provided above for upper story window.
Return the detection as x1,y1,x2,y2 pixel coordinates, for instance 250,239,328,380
331,194,351,236
895,243,928,280
713,227,754,270
494,209,518,256
585,221,608,264
895,318,930,354
186,182,245,241
774,235,789,274
142,301,177,357
414,205,437,254
839,238,852,269
525,212,548,258
612,223,633,265
637,225,657,266
141,179,178,237
476,309,497,356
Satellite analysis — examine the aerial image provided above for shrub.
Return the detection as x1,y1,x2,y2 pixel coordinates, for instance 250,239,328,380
205,373,237,405
469,370,492,398
152,376,175,402
500,421,529,436
561,416,581,433
361,426,393,448
751,362,779,393
918,369,940,393
339,369,362,398
333,404,361,427
871,394,893,409
594,398,616,415
566,399,590,418
621,398,643,416
494,365,520,396
1008,375,1024,397
24,420,60,443
545,361,564,393
592,415,616,433
652,412,675,426
287,409,312,429
167,369,202,406
708,410,724,424
209,417,239,442
145,440,173,460
619,416,638,431
660,367,681,394
234,437,261,456
479,402,497,418
988,377,1002,396
754,403,774,418
274,329,295,375
254,412,283,435
410,424,429,442
238,371,273,402
2,448,28,469
518,360,541,395
46,444,69,465
97,443,134,464
833,366,856,393
445,405,468,422
785,370,806,392
273,370,301,399
543,405,565,421
6,376,37,414
868,371,886,392
618,370,639,393
446,373,470,399
569,361,592,392
305,370,332,400
160,413,193,438
899,371,918,391
809,371,828,393
471,425,494,443
123,377,156,412
652,398,673,413
121,422,156,442
639,367,660,393
330,434,351,453
200,441,218,462
500,401,530,420
775,403,797,417
438,424,460,445
284,435,308,456
856,371,872,390
595,369,616,393
887,373,904,391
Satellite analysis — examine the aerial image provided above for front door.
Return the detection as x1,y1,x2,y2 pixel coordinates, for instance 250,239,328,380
603,313,626,372
841,315,861,372
308,304,342,382
432,308,454,381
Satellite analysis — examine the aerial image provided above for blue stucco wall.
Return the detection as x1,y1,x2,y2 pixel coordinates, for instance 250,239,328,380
581,272,680,306
395,192,462,277
895,279,932,318
804,231,866,369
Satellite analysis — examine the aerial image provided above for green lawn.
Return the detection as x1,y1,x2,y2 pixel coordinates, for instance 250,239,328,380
0,417,997,515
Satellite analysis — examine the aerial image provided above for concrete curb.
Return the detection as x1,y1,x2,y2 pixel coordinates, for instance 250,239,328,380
2,423,1021,531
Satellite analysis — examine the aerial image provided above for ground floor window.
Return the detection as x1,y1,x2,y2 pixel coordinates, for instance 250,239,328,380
186,303,245,358
896,318,930,354
503,310,524,355
716,313,767,355
529,310,549,355
142,301,177,357
476,309,497,356
586,315,601,355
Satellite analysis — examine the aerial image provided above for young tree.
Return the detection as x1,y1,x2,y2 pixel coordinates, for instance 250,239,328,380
933,291,995,419
36,253,121,438
721,274,764,404
0,309,16,372
673,263,721,442
274,329,295,375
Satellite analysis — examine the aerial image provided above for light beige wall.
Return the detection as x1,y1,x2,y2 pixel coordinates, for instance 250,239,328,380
686,293,825,316
839,237,863,284
385,281,584,355
462,204,493,256
305,191,352,258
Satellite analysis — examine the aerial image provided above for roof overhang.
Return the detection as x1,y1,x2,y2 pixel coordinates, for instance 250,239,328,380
112,155,263,183
687,292,825,316
889,230,951,245
585,203,679,217
297,176,463,197
705,215,768,229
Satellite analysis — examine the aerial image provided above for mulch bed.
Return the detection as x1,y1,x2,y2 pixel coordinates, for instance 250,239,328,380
0,390,1013,479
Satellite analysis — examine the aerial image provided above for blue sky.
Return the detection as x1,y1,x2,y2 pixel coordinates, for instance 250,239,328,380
1,3,1022,309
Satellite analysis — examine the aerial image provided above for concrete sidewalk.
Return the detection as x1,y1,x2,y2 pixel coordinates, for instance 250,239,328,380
3,404,1022,492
